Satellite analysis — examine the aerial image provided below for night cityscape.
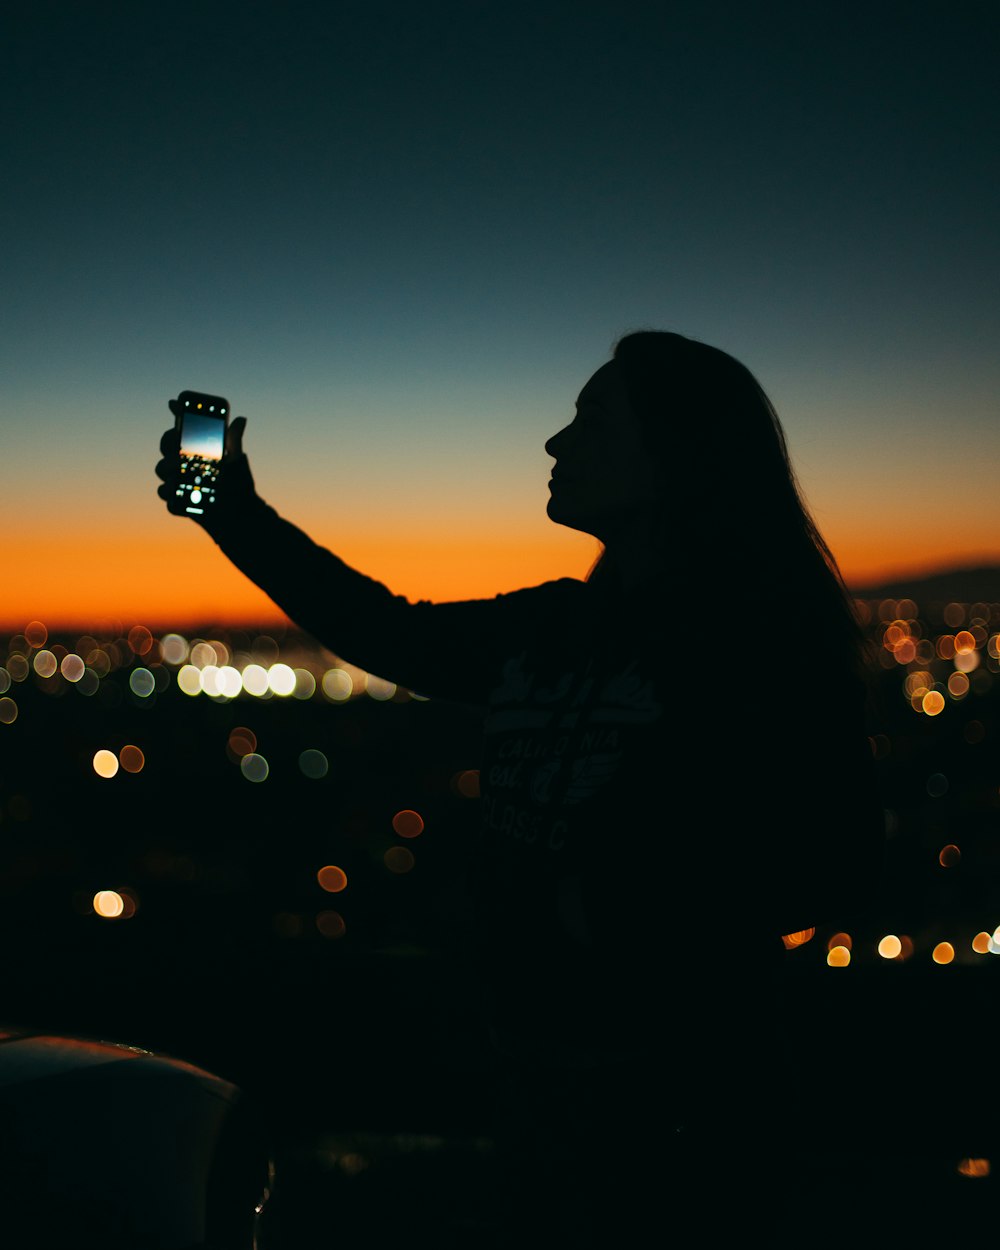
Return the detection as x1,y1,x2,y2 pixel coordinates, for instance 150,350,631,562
4,578,1000,1240
7,590,1000,971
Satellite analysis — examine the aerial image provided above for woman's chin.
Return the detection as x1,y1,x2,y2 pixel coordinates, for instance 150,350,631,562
545,496,596,538
545,495,571,525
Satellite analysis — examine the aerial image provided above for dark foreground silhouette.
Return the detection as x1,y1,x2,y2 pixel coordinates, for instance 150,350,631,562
153,329,887,1243
0,329,893,1242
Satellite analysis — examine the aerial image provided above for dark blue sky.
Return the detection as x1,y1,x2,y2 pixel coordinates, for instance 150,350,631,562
4,1,999,622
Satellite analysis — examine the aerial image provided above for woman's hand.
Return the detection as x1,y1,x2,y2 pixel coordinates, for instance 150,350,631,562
155,403,258,530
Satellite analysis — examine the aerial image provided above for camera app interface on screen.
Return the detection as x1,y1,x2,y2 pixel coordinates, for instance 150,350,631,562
177,401,227,515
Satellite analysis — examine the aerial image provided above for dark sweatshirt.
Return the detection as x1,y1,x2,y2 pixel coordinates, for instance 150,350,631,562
201,470,884,1074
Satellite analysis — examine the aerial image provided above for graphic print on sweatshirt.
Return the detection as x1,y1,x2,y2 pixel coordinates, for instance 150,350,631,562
480,649,662,854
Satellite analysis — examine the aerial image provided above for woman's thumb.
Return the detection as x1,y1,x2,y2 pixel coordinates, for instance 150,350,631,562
226,415,247,457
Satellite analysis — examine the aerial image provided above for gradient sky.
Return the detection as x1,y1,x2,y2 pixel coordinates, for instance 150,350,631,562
4,1,999,629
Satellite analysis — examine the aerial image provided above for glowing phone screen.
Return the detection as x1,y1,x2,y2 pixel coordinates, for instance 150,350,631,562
180,411,226,460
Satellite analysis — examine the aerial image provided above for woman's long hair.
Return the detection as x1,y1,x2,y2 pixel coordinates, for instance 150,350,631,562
589,330,866,672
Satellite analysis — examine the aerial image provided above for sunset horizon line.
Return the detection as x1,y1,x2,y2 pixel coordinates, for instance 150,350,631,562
8,556,1000,638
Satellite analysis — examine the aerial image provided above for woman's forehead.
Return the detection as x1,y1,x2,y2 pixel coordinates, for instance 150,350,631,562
576,360,623,407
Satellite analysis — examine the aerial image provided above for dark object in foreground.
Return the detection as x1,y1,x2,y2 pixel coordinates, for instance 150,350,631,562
0,1025,272,1249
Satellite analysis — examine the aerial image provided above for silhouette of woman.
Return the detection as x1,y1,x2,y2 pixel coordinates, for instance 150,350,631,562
156,330,884,1244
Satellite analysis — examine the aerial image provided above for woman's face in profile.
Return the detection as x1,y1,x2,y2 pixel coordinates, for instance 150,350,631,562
544,361,657,544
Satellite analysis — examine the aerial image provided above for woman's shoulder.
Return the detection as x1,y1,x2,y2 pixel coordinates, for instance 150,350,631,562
486,576,593,623
494,576,589,603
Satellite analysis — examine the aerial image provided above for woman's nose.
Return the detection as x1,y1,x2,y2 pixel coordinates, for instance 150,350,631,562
545,423,573,459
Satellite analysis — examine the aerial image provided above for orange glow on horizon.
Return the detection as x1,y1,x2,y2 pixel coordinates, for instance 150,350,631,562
6,511,1000,630
1,524,599,629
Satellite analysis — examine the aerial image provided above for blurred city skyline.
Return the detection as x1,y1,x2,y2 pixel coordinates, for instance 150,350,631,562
4,577,1000,974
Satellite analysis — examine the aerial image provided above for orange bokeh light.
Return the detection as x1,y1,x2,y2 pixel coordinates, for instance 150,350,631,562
317,865,348,893
316,910,346,939
119,744,145,774
392,809,425,839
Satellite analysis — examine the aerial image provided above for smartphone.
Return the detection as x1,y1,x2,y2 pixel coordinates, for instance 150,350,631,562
173,390,230,516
